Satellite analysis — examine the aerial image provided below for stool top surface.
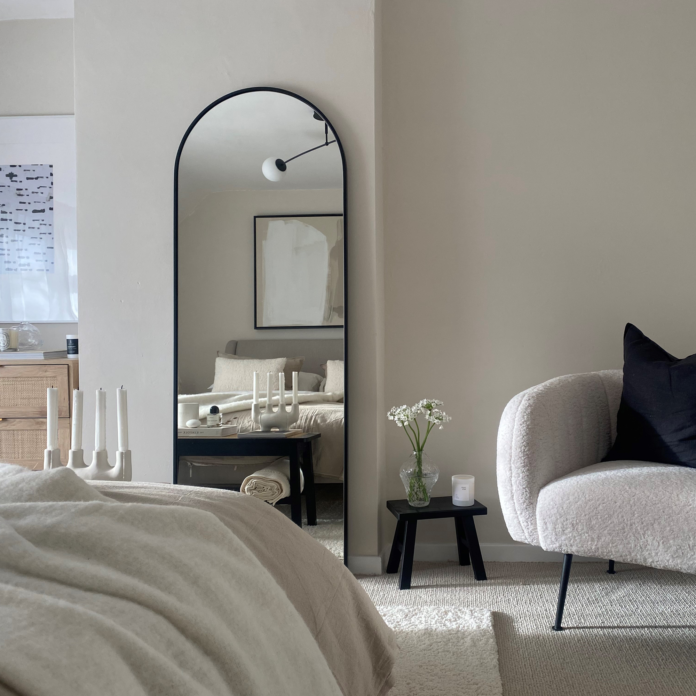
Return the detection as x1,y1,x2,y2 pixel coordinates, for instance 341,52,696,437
386,496,487,520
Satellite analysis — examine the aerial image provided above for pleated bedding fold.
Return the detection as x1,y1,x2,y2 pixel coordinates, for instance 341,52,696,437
240,459,305,505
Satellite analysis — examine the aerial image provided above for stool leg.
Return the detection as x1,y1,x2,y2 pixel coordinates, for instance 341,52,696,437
462,517,487,580
454,517,470,566
607,559,616,575
399,520,418,590
289,449,302,527
386,520,406,574
553,553,573,632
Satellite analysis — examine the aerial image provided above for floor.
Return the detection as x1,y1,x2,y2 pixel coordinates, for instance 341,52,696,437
360,560,696,696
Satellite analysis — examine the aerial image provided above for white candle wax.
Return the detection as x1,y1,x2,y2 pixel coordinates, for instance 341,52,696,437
266,372,272,411
117,387,128,452
46,388,58,450
292,371,298,403
95,389,107,451
252,372,259,403
279,372,285,407
71,389,83,450
452,475,475,507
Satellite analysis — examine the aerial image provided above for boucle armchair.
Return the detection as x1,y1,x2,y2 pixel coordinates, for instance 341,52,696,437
497,370,696,630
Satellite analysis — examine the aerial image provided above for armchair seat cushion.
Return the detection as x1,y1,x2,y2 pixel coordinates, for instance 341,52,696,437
537,460,696,574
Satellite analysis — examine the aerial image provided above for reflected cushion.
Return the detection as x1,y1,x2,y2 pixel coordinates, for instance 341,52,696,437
604,323,696,468
217,351,304,384
212,357,286,392
324,360,344,395
297,372,323,392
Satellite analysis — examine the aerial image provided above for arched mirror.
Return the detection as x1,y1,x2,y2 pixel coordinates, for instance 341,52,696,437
174,88,347,562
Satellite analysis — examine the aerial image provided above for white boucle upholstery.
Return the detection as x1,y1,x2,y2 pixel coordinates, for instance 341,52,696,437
497,370,622,545
537,461,696,573
497,370,696,574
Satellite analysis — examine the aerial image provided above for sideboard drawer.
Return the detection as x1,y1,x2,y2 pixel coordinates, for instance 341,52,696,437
0,419,70,469
0,365,70,418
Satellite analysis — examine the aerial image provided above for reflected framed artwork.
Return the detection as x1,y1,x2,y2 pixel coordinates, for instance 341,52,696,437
254,214,344,329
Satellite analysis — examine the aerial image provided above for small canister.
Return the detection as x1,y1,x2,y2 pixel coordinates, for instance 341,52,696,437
0,328,18,352
66,334,79,359
452,475,475,507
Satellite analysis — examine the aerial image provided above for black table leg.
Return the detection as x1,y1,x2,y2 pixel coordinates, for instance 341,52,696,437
454,517,470,566
386,519,406,573
301,442,317,526
289,448,303,527
399,520,418,590
462,516,486,581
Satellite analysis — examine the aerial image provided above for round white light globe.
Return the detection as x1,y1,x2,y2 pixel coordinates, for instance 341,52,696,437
186,419,201,428
262,157,285,182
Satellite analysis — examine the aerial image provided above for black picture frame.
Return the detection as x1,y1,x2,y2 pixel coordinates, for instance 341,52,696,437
253,213,344,330
173,87,348,565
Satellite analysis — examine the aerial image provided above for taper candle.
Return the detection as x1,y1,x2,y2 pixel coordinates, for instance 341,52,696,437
266,372,272,410
117,386,128,452
71,389,83,450
46,388,58,450
253,372,259,403
279,372,285,407
95,389,106,451
292,371,298,403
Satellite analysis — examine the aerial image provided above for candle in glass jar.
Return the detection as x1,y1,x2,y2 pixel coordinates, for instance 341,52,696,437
452,475,475,507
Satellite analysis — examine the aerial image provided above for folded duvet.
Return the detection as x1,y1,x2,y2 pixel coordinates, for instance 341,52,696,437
0,464,350,696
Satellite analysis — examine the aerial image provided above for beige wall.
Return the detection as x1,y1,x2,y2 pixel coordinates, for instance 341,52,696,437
74,0,384,561
381,0,696,550
178,188,343,394
0,18,77,345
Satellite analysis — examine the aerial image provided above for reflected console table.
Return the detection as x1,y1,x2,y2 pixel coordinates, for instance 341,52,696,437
175,432,319,528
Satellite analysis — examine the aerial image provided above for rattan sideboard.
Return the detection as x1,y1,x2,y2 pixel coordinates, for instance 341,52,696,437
0,358,79,470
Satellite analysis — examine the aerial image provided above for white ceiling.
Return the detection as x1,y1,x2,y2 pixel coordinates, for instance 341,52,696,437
0,0,73,20
178,91,343,213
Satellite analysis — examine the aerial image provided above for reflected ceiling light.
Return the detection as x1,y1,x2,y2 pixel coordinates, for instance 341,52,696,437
262,111,336,182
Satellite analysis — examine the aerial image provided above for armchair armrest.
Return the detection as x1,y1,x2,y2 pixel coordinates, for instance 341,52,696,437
496,370,622,546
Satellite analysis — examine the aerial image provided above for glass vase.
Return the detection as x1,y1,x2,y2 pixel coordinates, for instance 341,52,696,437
399,451,439,507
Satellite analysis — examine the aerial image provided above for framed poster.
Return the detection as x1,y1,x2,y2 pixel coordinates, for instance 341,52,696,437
254,214,344,329
0,116,77,322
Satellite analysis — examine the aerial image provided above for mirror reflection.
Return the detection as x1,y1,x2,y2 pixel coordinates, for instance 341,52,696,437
175,90,346,561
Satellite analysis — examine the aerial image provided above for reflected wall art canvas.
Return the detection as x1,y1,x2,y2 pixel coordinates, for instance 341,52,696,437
254,214,344,328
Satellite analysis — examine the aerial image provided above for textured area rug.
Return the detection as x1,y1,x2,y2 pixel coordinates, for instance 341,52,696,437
360,561,696,696
378,606,503,696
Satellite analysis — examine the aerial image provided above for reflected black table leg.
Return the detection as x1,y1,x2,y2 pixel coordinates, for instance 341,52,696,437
301,442,317,526
462,516,486,580
399,520,418,590
289,448,303,527
454,517,470,566
386,519,406,574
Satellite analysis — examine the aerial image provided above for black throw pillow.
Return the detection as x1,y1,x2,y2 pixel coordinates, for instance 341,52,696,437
604,323,696,468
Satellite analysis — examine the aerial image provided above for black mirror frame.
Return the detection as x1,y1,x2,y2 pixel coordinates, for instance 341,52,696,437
173,87,348,565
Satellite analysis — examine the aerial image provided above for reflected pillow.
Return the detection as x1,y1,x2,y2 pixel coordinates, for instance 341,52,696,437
297,372,323,392
212,357,286,392
217,352,304,384
324,360,344,394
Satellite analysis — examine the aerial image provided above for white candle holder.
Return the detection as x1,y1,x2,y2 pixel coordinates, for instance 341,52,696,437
43,448,63,470
252,373,300,432
67,448,87,471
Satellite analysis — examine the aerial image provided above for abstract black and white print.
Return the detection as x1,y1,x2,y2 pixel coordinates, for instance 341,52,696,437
0,164,54,273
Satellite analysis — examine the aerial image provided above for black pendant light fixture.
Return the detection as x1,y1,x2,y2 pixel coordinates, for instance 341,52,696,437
262,112,336,182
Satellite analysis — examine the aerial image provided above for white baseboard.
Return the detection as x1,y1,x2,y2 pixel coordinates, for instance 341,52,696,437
349,543,600,576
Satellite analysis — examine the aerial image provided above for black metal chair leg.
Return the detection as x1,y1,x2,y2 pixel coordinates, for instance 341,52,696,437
607,559,616,574
553,553,573,632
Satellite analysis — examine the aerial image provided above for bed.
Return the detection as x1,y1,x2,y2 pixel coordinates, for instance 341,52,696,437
0,464,395,696
178,338,345,482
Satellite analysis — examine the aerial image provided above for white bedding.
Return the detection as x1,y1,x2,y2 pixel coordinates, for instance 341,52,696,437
0,465,396,696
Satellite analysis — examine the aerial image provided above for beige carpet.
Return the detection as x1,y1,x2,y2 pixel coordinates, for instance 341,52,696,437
360,561,696,696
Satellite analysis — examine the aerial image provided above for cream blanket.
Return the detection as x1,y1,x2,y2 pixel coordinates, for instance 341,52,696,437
178,389,343,421
240,459,304,505
0,465,395,696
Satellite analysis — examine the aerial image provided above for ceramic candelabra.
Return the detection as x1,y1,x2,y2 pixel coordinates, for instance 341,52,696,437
44,386,132,481
252,371,300,432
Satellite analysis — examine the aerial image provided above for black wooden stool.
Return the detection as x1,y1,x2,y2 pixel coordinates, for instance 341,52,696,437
386,496,488,590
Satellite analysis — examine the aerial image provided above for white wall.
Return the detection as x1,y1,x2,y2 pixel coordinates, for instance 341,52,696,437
381,0,696,551
74,0,384,561
0,18,77,347
178,188,342,394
